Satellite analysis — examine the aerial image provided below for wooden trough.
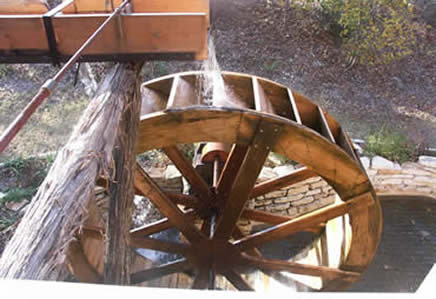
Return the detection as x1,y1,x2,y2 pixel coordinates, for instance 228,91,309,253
0,0,209,63
69,71,383,291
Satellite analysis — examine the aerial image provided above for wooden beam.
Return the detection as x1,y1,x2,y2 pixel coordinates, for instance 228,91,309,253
216,144,249,197
163,146,213,201
239,209,325,234
287,88,302,124
318,107,336,143
213,122,282,239
234,192,373,252
192,268,210,289
130,218,172,238
166,192,199,208
130,259,191,285
0,63,142,280
104,61,143,284
223,270,254,291
134,163,204,243
130,237,189,255
130,210,196,238
253,77,274,114
241,254,359,283
251,167,317,198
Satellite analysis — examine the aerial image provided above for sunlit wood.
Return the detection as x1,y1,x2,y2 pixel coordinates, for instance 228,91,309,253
251,167,316,198
130,259,191,285
134,163,204,243
234,192,373,252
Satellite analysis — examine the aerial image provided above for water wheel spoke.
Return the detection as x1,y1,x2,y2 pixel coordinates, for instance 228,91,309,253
130,210,196,238
134,162,204,243
130,237,189,255
191,268,210,289
130,259,191,285
130,218,172,238
163,146,213,200
251,167,316,198
241,254,359,282
241,209,325,233
166,192,199,208
223,270,254,291
214,122,282,239
234,192,373,251
216,144,249,196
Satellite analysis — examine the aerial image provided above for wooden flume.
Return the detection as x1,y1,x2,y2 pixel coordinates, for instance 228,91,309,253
70,71,383,291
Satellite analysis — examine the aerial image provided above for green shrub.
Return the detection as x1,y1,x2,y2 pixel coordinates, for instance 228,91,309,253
272,0,428,65
363,126,413,163
1,187,35,204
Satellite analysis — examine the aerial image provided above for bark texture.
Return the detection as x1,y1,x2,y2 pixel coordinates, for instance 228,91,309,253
0,62,142,280
104,62,143,284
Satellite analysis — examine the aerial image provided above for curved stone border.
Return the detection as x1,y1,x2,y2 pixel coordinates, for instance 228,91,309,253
364,155,436,200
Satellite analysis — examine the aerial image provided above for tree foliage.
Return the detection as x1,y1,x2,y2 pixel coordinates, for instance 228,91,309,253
271,0,428,64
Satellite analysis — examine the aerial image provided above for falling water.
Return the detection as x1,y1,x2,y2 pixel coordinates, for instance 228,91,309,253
200,36,240,107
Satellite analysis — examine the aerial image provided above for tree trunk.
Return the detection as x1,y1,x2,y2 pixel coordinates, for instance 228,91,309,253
104,63,142,284
0,62,143,280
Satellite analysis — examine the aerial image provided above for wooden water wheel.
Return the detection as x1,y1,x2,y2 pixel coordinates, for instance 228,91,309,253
68,71,382,291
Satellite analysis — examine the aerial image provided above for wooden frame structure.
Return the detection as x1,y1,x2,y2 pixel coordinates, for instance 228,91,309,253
69,71,383,291
0,0,209,63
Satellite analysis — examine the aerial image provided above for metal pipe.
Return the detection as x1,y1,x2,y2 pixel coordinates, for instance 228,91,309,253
0,0,131,153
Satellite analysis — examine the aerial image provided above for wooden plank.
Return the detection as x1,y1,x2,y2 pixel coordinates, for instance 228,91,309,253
130,218,172,238
104,66,142,284
0,16,47,50
166,192,199,208
337,128,360,162
256,78,295,120
234,192,374,252
240,209,325,233
287,88,302,124
136,109,243,153
216,144,249,197
166,75,180,109
130,259,191,285
52,13,207,55
134,163,204,243
130,210,196,238
291,91,320,130
140,86,169,116
63,0,209,14
130,237,189,255
133,0,209,14
221,73,256,109
318,107,336,143
250,167,317,198
213,122,282,239
166,75,201,108
192,268,210,289
223,270,254,291
163,146,213,201
252,77,274,114
0,0,48,14
241,209,292,225
241,254,359,283
63,0,123,13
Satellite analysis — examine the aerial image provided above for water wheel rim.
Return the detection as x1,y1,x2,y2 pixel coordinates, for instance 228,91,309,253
70,71,382,291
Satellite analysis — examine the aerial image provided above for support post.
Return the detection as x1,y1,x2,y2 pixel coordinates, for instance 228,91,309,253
104,62,143,284
0,62,143,280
